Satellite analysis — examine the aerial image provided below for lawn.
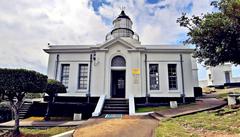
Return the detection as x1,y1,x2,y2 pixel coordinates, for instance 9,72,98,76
136,103,196,113
155,107,240,137
203,87,240,99
136,106,169,113
20,127,75,137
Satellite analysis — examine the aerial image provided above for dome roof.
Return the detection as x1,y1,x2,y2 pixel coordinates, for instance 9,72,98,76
117,10,131,20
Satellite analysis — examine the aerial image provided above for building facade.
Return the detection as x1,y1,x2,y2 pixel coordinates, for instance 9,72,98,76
44,10,198,102
199,63,240,87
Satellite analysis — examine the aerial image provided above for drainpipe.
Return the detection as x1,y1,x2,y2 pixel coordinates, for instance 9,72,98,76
55,54,59,80
88,53,93,103
180,54,186,103
145,54,149,104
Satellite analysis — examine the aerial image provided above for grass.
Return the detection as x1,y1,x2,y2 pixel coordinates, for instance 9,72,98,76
23,116,73,121
136,106,169,113
203,87,240,99
155,120,198,137
136,103,196,113
155,107,240,137
20,127,75,137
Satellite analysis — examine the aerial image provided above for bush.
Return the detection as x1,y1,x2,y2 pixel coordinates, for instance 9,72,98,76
25,93,43,99
0,68,48,135
45,79,66,96
0,103,12,123
44,79,66,121
194,87,203,97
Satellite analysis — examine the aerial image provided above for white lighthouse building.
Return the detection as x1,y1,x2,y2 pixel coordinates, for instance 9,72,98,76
44,10,198,106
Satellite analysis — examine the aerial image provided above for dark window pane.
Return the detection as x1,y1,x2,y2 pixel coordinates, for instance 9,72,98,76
168,64,177,90
149,64,159,90
111,56,126,67
61,64,70,88
78,64,89,90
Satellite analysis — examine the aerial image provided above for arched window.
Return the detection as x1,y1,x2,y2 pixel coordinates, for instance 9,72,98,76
111,56,126,67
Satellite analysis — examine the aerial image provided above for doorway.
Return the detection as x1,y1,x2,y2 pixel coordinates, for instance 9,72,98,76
225,71,231,83
111,70,126,98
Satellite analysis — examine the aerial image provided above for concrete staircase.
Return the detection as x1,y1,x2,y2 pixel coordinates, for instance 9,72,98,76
102,98,129,114
19,102,32,119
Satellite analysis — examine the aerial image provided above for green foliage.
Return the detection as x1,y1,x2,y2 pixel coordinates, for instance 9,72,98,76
44,79,66,121
0,68,47,135
45,79,66,96
155,120,198,137
0,103,12,122
0,68,48,100
177,0,240,66
20,127,75,137
136,106,169,113
25,93,43,99
156,108,240,136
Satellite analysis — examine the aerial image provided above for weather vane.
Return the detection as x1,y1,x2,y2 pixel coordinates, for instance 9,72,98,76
120,6,126,11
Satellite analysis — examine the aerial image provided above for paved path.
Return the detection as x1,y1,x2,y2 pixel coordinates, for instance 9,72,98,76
0,120,85,128
73,115,158,137
150,98,227,120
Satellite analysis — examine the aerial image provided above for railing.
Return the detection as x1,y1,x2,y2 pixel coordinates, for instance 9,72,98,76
105,32,139,41
129,95,135,115
92,95,106,117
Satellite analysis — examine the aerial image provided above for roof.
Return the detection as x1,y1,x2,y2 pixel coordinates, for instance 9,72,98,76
116,10,131,20
43,38,194,53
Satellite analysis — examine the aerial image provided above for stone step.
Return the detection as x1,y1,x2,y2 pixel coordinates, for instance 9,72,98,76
102,109,129,114
149,113,164,121
105,101,128,104
103,106,128,110
104,103,128,107
105,98,128,101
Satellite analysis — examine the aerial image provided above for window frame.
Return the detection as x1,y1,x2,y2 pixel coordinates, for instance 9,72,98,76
148,63,160,91
77,63,90,92
60,64,70,88
168,64,178,90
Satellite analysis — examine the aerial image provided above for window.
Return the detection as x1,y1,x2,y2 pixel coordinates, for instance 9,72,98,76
111,56,126,67
149,64,159,90
78,64,89,90
225,71,230,83
61,64,70,88
208,74,212,80
168,64,177,90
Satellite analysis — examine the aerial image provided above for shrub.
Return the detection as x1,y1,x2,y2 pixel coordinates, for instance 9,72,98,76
0,68,47,136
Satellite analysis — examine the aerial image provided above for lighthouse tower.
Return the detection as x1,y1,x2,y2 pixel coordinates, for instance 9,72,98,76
105,10,139,41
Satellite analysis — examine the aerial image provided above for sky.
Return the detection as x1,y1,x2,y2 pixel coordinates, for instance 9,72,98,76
0,0,239,80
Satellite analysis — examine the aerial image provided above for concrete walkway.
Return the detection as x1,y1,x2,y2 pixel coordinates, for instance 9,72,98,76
150,98,227,120
0,120,85,128
73,115,158,137
73,98,226,137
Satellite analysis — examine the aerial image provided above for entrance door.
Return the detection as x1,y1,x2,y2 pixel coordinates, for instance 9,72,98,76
225,71,231,83
111,70,125,98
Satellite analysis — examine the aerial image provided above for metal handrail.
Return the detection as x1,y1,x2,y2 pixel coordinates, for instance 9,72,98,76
105,32,139,41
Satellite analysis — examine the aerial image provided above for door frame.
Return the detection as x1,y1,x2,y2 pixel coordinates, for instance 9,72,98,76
110,68,126,98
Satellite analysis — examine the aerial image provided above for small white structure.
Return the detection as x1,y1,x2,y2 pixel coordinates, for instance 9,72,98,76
199,63,240,87
44,10,198,102
170,101,178,108
73,113,82,120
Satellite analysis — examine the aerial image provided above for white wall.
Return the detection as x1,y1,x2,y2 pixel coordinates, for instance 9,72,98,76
207,64,233,86
47,42,195,98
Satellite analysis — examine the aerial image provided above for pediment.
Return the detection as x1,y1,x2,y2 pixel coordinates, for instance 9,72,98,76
99,38,136,50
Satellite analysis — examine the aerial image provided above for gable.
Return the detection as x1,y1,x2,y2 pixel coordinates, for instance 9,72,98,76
99,38,136,50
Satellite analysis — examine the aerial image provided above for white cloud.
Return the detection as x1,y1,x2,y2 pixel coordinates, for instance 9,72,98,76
0,0,214,76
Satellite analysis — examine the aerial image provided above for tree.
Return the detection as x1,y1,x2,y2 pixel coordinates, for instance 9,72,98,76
0,68,47,136
44,79,66,121
177,0,240,66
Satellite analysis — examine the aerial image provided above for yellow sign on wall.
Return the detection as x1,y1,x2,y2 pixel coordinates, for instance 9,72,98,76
132,68,140,75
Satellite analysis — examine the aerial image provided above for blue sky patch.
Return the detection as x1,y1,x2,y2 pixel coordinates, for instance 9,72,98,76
91,0,110,13
146,0,160,4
